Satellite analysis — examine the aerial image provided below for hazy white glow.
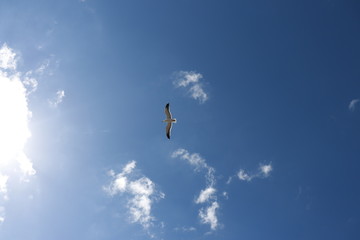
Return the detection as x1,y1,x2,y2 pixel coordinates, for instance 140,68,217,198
0,206,4,224
0,174,9,200
18,152,36,177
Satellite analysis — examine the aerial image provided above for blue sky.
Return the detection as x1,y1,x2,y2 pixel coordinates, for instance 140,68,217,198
0,0,360,239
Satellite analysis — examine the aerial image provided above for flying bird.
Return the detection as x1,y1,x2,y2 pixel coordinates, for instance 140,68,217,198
163,103,177,139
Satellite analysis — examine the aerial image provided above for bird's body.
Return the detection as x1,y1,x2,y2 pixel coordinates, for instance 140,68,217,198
162,119,177,123
163,103,176,139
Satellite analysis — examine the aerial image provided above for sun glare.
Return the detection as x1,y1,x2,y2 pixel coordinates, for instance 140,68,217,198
0,70,34,174
0,43,37,224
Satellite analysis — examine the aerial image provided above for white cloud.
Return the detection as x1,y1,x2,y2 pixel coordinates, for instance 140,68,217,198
260,164,272,177
349,99,359,112
222,191,228,199
113,176,127,193
237,169,252,181
128,177,156,227
35,56,59,76
189,84,208,104
0,43,37,223
123,160,136,175
174,71,202,87
0,43,17,70
49,90,65,107
104,161,164,229
22,57,58,96
172,148,206,169
196,187,216,204
104,160,136,196
173,71,209,103
171,148,215,186
199,201,219,230
23,73,38,95
234,163,273,183
35,59,50,75
172,148,219,230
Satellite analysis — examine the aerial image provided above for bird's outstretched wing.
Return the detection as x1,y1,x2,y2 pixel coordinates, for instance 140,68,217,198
164,103,172,119
166,122,172,139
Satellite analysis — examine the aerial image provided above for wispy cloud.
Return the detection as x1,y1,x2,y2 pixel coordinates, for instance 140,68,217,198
349,99,359,112
35,56,60,76
35,59,51,75
222,191,229,199
22,57,58,96
173,71,209,103
172,148,219,230
171,148,215,186
174,226,197,232
0,43,36,222
23,73,38,95
104,161,164,229
228,163,273,184
49,90,65,107
237,169,252,181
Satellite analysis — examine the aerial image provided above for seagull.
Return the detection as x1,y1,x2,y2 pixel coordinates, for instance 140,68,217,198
163,103,177,139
